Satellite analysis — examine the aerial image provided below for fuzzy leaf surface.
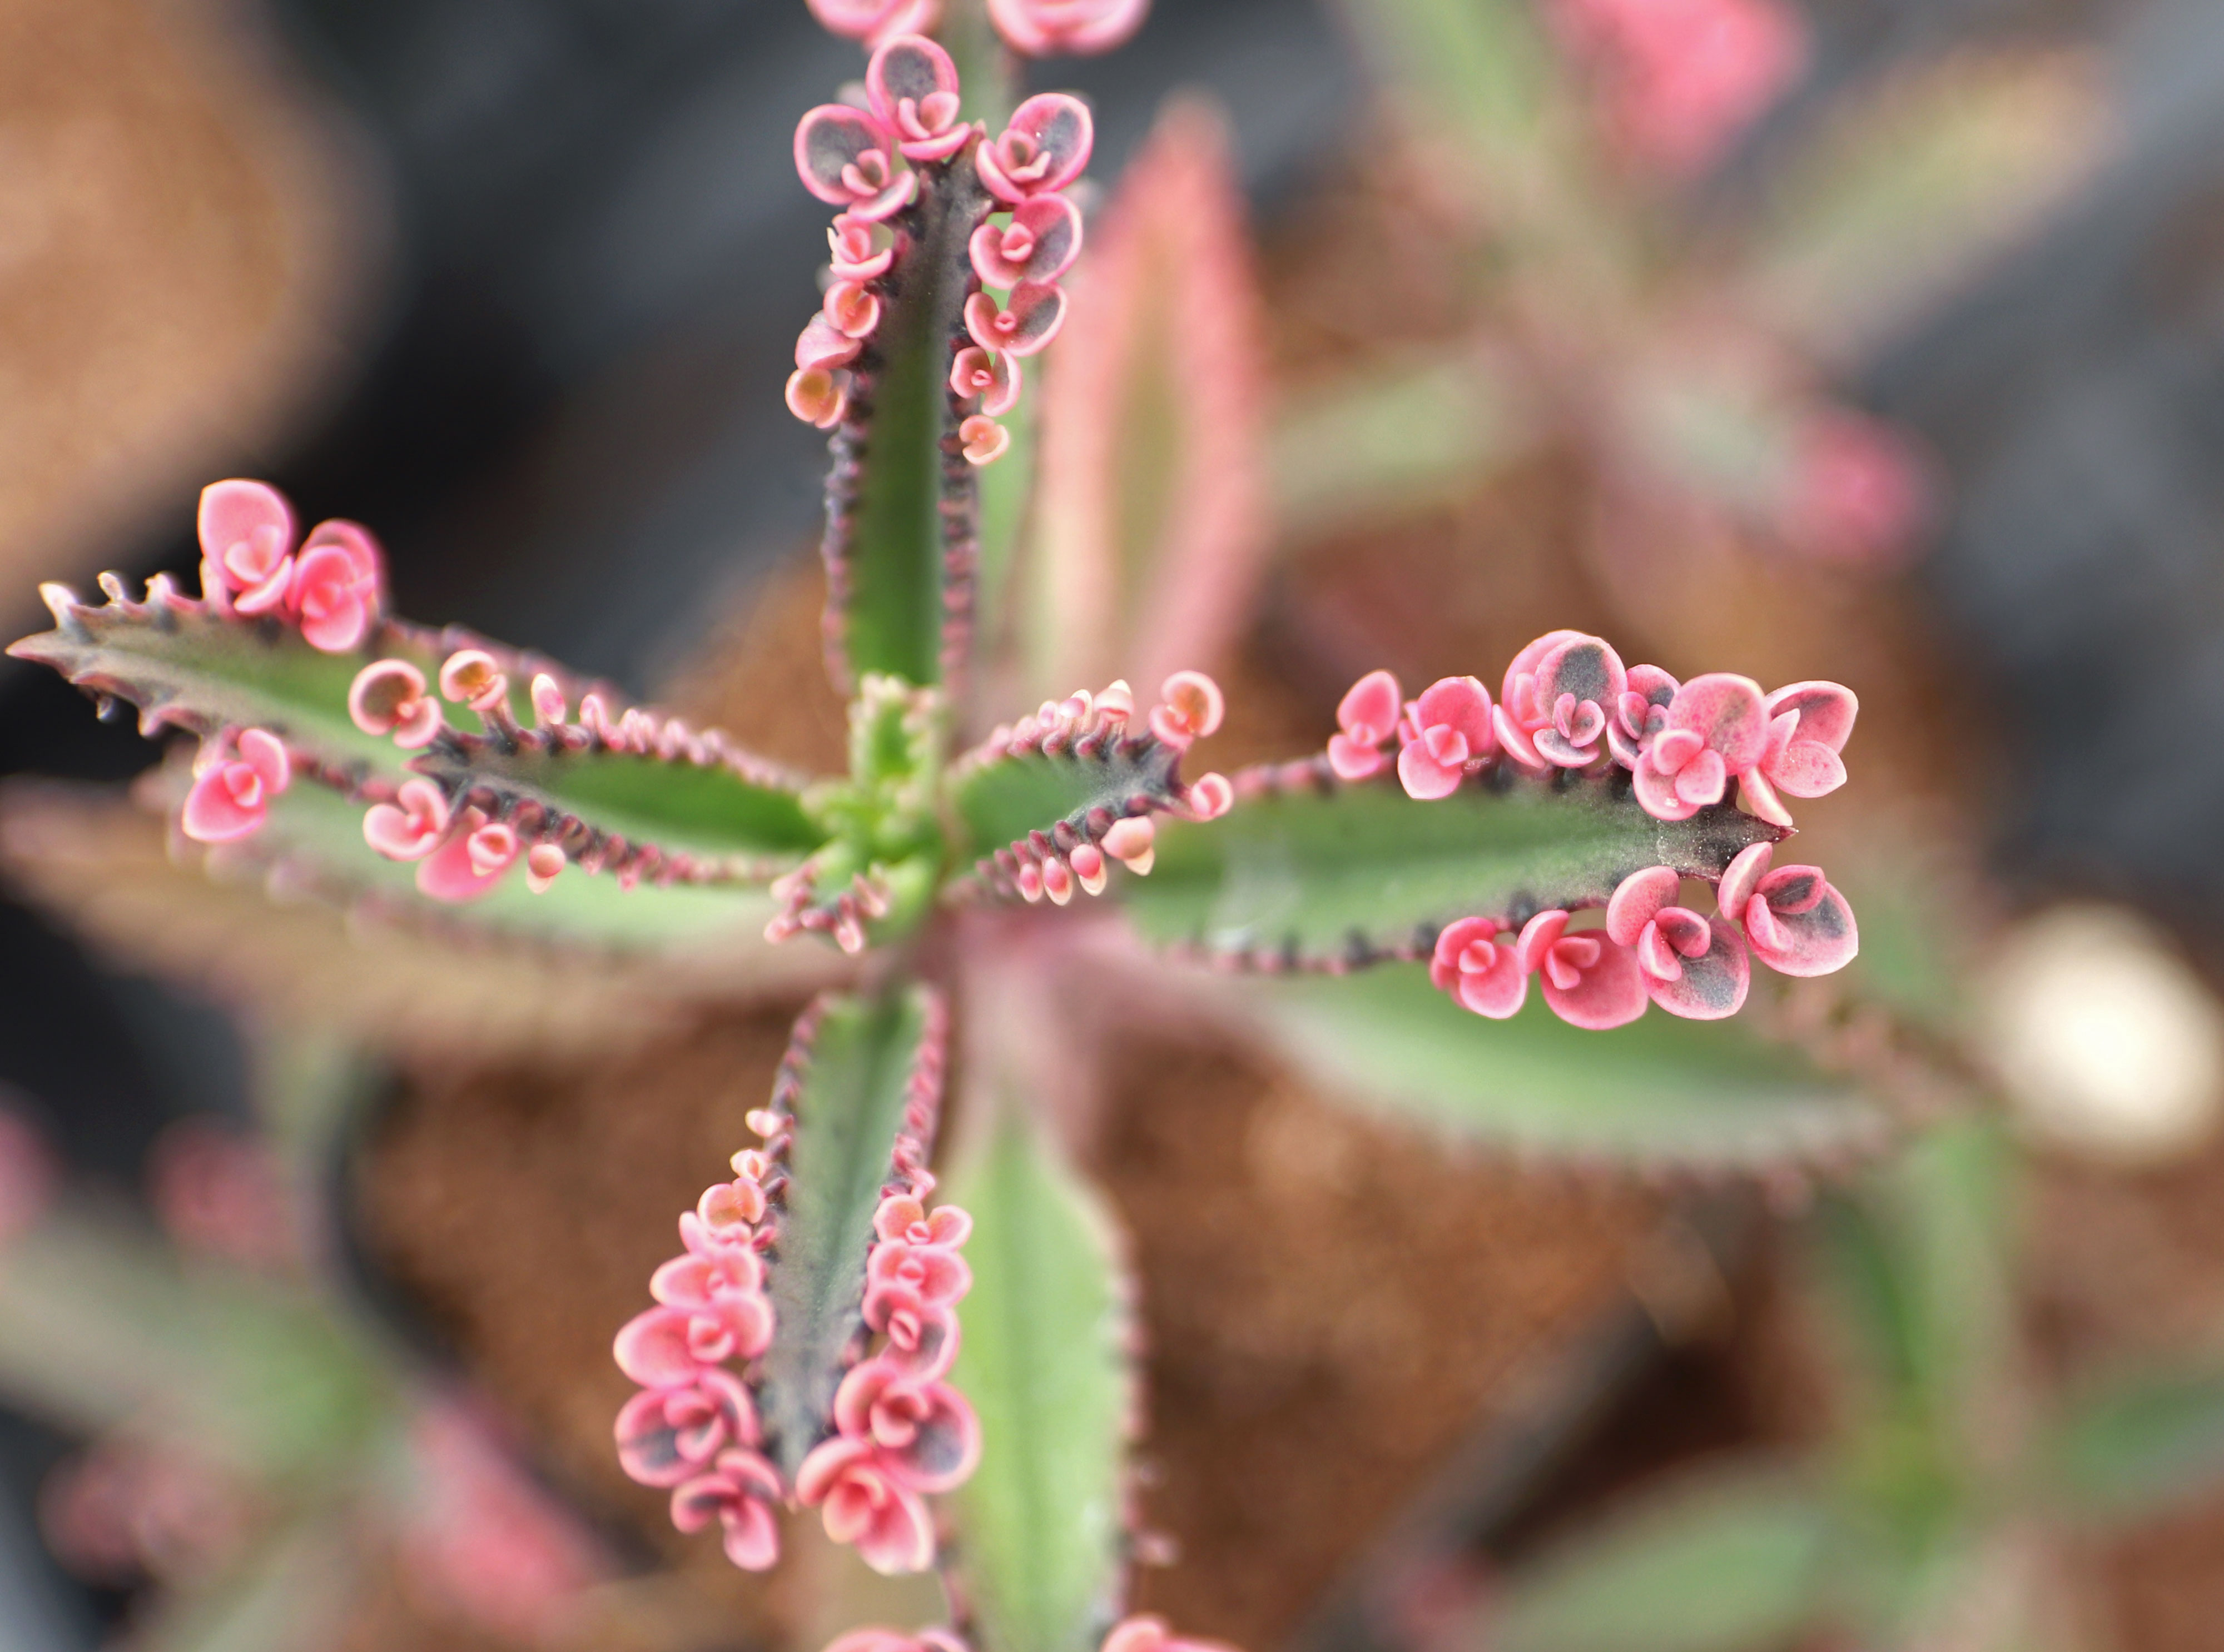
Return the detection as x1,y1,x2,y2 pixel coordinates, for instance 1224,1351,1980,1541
9,581,564,784
824,159,985,689
419,730,825,878
946,1118,1130,1652
759,988,940,1478
1124,772,1782,968
947,734,1183,868
1478,1464,1832,1652
1248,965,1881,1166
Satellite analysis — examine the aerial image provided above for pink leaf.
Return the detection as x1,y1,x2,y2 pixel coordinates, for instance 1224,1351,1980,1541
976,93,1094,202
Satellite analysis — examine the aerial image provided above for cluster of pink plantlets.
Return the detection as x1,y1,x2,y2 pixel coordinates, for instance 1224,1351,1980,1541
787,33,1092,467
807,0,1145,57
195,480,384,653
1328,632,1854,829
956,671,1232,905
1546,0,1807,177
820,1614,1232,1652
615,994,980,1576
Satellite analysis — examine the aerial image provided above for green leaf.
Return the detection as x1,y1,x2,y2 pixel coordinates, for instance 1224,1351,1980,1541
757,988,945,1478
945,724,1184,875
7,578,574,785
1244,964,1882,1166
823,156,986,689
946,1118,1131,1652
1482,1465,1833,1652
2043,1367,2224,1526
418,725,826,879
1123,770,1783,969
1029,98,1269,700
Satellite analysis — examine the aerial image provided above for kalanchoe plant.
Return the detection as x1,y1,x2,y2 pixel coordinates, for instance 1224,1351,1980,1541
6,4,1885,1650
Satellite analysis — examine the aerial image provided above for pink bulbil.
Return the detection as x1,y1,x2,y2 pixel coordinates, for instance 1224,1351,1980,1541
865,35,971,163
1740,680,1858,827
964,283,1069,356
615,1367,760,1489
833,1356,982,1492
180,729,289,844
1716,842,1859,976
976,94,1095,202
790,366,852,429
1397,676,1493,800
1149,670,1224,750
196,481,384,651
986,0,1149,57
795,105,916,221
363,779,451,862
1631,672,1768,821
348,659,444,748
1607,866,1752,1018
951,346,1022,415
1517,910,1649,1029
969,195,1084,287
807,0,940,44
415,810,522,903
672,1447,783,1571
1328,669,1401,782
1430,916,1527,1019
796,1435,937,1574
1101,814,1156,875
960,415,1011,465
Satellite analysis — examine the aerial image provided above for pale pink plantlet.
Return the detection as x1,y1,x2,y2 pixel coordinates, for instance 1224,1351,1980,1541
1715,841,1858,976
1606,865,1751,1017
798,314,866,373
1149,670,1224,749
529,673,567,727
825,280,882,340
1184,772,1233,821
950,346,1022,416
1527,634,1627,768
865,35,971,162
615,1367,759,1487
795,1436,936,1574
874,1194,971,1248
975,93,1094,202
986,0,1149,57
829,213,897,281
795,105,916,221
362,779,451,862
671,1447,783,1571
525,843,565,893
1515,910,1648,1029
1101,814,1154,874
807,0,940,46
1606,663,1679,769
833,1357,982,1491
969,195,1084,287
865,1279,961,1379
290,521,383,653
789,368,851,430
1070,841,1108,894
960,415,1010,465
1740,680,1857,826
438,648,508,710
867,1233,972,1306
1041,855,1076,904
1397,676,1493,800
1097,679,1135,723
1429,915,1527,1018
196,479,296,614
180,728,290,844
1328,669,1402,782
963,283,1068,357
1631,672,1768,822
349,659,444,748
415,807,520,902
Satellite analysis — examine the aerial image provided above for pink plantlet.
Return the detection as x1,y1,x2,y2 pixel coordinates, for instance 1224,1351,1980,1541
1041,854,1076,904
1102,1615,1244,1652
866,1233,972,1307
180,728,290,844
1183,772,1234,822
196,479,296,616
1148,670,1225,750
614,1366,759,1487
1326,669,1402,781
970,195,1084,287
289,520,383,653
1607,865,1752,1018
1740,680,1858,827
525,673,566,728
825,280,883,341
960,415,1010,465
1494,629,1585,770
1716,841,1859,976
986,0,1150,58
1631,671,1768,822
975,93,1095,203
438,648,508,711
1515,909,1648,1029
798,314,866,373
416,809,522,902
0,1108,56,1245
790,366,852,430
833,1357,982,1491
1098,679,1135,723
865,1280,960,1379
864,34,971,163
875,1193,970,1249
1429,916,1528,1018
796,105,916,221
363,778,452,862
829,213,898,281
1396,676,1493,800
1070,841,1109,895
1526,634,1627,768
672,1447,783,1571
1606,663,1679,769
796,1435,937,1575
147,1118,294,1269
964,282,1068,359
701,1173,770,1235
348,659,444,748
525,843,565,893
950,346,1022,416
1101,813,1155,874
